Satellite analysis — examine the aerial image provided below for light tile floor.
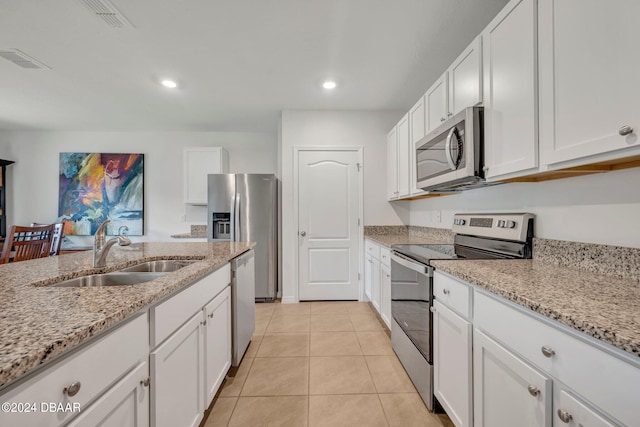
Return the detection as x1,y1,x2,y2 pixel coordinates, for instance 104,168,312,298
203,301,454,427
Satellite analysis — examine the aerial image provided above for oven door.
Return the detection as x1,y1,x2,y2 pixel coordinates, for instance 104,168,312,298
390,252,432,363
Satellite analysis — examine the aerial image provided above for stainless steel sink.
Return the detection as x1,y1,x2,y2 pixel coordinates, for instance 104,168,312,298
118,259,199,273
52,272,167,287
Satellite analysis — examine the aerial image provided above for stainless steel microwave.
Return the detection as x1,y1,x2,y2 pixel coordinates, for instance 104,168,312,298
416,106,486,192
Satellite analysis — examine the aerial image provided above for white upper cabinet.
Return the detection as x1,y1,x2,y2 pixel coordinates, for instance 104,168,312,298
386,126,399,200
538,0,640,167
482,0,538,180
387,113,411,200
448,35,483,118
184,147,229,205
426,74,449,133
409,96,427,196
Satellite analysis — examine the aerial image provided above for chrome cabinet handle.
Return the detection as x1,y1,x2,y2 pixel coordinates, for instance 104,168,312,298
208,313,214,318
541,346,556,358
557,409,573,423
63,381,81,397
527,385,540,397
140,378,150,387
299,231,306,237
447,112,453,117
442,289,450,295
429,306,436,313
440,117,446,122
619,125,634,136
200,320,207,326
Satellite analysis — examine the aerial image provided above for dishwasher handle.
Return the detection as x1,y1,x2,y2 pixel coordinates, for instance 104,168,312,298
232,249,254,269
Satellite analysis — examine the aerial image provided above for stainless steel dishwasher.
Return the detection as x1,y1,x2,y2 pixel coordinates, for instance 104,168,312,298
230,249,256,366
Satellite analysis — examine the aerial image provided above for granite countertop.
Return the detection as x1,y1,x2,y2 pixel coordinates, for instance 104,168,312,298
364,225,454,247
431,259,640,358
0,241,254,390
365,233,448,247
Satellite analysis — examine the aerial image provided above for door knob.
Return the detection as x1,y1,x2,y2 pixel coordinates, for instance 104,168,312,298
619,125,634,136
300,231,306,237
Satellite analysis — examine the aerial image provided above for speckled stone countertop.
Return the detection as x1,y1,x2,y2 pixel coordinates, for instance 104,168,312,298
431,259,640,358
0,241,254,390
364,225,454,247
171,224,208,239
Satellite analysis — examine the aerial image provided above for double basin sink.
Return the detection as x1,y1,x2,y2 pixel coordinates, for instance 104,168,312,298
53,259,199,287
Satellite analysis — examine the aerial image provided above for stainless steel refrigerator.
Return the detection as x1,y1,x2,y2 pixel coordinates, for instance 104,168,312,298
207,174,278,301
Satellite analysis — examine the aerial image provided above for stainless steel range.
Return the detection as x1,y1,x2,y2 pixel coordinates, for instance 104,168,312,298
390,213,534,410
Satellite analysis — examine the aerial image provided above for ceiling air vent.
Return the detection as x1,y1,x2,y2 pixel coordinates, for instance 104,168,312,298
0,49,51,70
79,0,134,29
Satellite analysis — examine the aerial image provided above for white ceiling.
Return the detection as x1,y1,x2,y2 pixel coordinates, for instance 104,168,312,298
0,0,508,132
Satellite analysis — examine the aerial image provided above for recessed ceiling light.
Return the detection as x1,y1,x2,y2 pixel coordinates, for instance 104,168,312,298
161,79,177,88
322,81,337,90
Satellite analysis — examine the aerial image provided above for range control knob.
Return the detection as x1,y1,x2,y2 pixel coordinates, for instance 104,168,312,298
497,220,505,228
505,220,516,229
459,219,466,225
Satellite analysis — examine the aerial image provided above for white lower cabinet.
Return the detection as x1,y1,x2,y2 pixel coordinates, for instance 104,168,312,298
66,361,149,427
151,312,205,427
370,254,381,312
473,329,552,427
433,300,472,427
204,287,232,406
554,386,616,427
380,263,391,329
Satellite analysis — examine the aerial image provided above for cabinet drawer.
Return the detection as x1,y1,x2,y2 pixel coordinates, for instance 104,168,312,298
365,239,381,259
379,247,391,267
0,313,148,427
433,271,471,319
151,263,230,348
474,291,640,426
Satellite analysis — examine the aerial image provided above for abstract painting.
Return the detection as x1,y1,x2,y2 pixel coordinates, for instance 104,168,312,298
59,153,144,235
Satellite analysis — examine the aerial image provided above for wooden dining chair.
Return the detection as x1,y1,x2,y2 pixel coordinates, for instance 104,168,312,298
0,224,55,264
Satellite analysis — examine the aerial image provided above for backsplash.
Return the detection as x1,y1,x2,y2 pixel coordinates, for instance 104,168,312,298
533,238,640,282
363,225,454,243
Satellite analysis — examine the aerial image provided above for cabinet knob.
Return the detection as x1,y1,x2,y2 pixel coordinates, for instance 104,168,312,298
140,378,150,387
442,289,450,295
63,381,81,397
557,409,573,423
541,346,556,358
429,306,436,313
299,231,307,237
440,117,446,122
447,112,453,117
208,313,214,318
482,166,489,172
527,385,540,397
201,320,207,326
619,125,634,136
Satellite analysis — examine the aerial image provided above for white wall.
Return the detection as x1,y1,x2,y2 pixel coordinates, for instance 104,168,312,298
0,130,276,242
279,110,406,302
409,167,640,248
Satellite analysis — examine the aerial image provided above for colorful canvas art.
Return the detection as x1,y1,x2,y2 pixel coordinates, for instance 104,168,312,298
58,153,144,236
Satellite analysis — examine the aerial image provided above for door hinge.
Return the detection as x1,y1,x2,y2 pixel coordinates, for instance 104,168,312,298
358,273,361,280
358,218,361,226
356,163,361,172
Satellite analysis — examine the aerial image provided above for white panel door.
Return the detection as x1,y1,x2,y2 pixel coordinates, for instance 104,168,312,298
539,0,640,166
554,387,617,427
204,287,231,407
483,0,538,179
474,329,552,427
298,150,360,300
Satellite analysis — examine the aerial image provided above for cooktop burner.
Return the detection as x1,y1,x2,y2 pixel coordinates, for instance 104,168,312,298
391,244,459,265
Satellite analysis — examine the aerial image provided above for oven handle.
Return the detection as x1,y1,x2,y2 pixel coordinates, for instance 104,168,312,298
391,252,431,274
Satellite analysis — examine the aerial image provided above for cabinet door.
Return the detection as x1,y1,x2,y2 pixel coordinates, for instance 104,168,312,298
183,147,229,205
364,253,373,301
204,287,232,407
370,256,381,313
397,113,411,198
151,312,204,427
387,126,399,200
409,97,427,196
448,35,482,117
553,387,617,427
539,0,640,166
66,361,149,427
433,301,472,427
426,73,448,133
380,263,391,329
474,329,552,427
483,0,538,179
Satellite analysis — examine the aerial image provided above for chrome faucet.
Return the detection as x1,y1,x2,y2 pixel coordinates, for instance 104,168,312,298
93,220,131,268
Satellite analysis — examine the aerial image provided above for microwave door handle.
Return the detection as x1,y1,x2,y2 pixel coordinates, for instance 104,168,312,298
444,127,457,171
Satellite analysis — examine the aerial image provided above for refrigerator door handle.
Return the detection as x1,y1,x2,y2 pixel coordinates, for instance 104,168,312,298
233,192,240,241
